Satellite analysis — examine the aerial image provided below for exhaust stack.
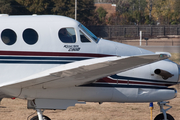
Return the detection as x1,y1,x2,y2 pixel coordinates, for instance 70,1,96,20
154,69,174,80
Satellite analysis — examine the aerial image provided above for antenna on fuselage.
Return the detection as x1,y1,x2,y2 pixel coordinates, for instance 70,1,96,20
32,14,37,16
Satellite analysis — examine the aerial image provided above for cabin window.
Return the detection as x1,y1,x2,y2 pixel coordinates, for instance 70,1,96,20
80,30,91,43
23,28,38,45
58,28,76,43
1,29,17,45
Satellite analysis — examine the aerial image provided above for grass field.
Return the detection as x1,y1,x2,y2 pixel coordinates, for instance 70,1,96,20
0,53,179,120
170,53,180,64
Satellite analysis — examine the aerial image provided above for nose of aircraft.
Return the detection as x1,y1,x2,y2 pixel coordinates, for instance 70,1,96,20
178,64,180,82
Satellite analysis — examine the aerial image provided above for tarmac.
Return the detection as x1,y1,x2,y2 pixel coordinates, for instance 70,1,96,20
115,38,180,53
138,46,180,53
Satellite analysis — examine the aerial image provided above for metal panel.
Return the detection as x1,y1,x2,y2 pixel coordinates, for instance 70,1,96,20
27,99,85,110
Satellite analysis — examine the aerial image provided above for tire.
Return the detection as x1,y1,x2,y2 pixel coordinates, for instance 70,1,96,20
154,113,174,120
30,115,51,120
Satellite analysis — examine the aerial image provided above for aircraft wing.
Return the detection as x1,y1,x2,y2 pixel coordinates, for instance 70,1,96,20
4,54,169,89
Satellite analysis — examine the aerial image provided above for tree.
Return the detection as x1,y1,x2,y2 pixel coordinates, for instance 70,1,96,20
96,7,107,21
52,0,97,25
173,0,180,24
16,0,54,14
152,0,177,25
114,0,147,25
52,0,70,16
175,0,180,13
0,0,12,14
71,0,96,25
0,0,31,15
147,0,153,20
116,0,130,14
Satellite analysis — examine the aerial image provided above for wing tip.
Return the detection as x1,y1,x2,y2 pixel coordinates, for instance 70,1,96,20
159,54,171,59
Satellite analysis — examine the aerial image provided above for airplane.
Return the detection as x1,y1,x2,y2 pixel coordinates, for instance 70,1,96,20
0,14,179,120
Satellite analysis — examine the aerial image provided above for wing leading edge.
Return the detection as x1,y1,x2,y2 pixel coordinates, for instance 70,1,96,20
3,54,169,89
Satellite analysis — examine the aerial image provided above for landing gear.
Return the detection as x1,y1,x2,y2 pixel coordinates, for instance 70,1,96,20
30,115,51,120
154,101,174,120
154,113,174,120
30,109,51,120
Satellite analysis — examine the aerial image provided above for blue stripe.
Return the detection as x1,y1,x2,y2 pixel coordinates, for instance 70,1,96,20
110,75,177,84
0,61,71,64
80,83,175,90
0,56,92,64
0,56,90,61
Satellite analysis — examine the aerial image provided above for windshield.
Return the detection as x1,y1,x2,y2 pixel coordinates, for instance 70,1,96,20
79,24,99,42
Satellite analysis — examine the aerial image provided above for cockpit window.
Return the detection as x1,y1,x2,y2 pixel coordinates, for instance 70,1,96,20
79,24,99,42
58,28,76,43
80,30,91,43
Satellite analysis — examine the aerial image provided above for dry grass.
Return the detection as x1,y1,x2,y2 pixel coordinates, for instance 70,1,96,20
1,94,180,120
169,53,180,64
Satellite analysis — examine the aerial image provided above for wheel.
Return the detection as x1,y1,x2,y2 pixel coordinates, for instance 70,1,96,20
154,113,174,120
30,115,51,120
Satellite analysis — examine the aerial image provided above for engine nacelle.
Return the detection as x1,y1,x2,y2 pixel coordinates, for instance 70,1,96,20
116,59,179,87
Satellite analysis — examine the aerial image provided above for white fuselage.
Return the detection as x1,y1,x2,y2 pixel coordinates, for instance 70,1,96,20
0,15,178,103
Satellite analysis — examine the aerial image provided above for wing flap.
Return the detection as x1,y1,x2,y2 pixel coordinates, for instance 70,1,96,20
5,54,169,89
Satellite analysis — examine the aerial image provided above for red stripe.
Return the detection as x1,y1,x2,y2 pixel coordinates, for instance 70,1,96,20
97,77,117,83
0,51,111,57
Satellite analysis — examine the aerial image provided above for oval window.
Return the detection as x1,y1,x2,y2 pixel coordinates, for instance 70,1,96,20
23,28,38,45
1,29,17,45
